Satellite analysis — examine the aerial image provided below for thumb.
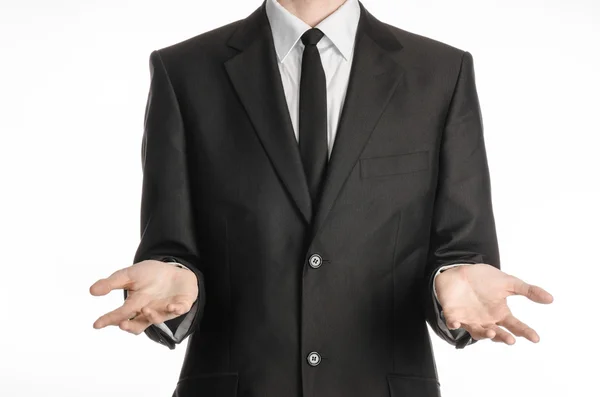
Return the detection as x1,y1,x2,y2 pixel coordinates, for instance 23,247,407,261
89,267,132,296
143,295,196,317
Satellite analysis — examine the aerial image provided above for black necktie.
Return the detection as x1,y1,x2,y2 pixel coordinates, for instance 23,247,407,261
299,28,328,211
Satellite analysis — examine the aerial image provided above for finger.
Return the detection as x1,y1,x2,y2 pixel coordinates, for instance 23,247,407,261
138,305,179,326
144,296,194,317
93,295,147,329
140,306,167,325
464,324,496,341
90,268,132,296
442,308,471,329
166,301,190,316
487,325,516,345
499,315,540,343
119,314,152,335
125,305,182,335
446,319,462,330
509,277,554,304
444,308,493,330
444,313,462,330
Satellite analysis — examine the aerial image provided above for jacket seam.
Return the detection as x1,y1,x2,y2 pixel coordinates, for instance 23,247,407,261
154,49,185,118
440,50,467,132
390,211,402,373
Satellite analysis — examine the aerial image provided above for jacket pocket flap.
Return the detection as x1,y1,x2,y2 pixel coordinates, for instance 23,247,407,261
360,150,429,178
387,374,441,397
175,372,238,397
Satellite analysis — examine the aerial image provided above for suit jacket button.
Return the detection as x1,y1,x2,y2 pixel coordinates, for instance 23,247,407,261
307,351,321,366
308,254,322,269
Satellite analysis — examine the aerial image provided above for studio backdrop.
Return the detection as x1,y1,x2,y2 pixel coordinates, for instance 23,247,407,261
0,0,598,396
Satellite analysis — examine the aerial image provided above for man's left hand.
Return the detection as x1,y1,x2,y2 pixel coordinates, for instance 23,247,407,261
435,263,553,345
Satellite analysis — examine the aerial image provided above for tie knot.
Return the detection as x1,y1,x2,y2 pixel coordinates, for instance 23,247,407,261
301,28,324,46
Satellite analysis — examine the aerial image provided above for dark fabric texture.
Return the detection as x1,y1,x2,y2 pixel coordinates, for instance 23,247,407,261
131,0,500,395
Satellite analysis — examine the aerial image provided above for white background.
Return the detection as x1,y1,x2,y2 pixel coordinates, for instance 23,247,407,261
0,0,598,396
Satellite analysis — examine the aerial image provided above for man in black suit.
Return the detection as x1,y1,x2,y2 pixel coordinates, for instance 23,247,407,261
90,0,553,396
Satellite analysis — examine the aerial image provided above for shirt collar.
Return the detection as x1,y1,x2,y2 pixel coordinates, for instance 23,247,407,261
265,0,360,62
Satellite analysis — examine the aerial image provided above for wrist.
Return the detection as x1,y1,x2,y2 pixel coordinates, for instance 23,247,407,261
434,266,464,297
168,261,198,285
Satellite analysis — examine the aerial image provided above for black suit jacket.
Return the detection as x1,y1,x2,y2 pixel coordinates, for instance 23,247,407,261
130,1,500,396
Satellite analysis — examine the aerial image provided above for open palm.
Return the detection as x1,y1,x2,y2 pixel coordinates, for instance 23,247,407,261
90,259,198,335
435,263,553,344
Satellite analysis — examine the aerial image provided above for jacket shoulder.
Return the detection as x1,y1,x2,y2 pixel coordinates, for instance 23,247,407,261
384,22,466,55
382,22,467,66
150,18,243,68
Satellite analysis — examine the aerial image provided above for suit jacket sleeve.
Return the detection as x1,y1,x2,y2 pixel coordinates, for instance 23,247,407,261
123,49,206,350
423,51,501,349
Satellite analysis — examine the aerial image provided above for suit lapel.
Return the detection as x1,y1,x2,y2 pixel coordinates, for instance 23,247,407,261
310,2,405,239
224,1,405,236
224,2,313,224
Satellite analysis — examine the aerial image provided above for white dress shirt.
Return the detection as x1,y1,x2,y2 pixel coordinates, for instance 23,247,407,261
267,0,359,159
141,0,472,345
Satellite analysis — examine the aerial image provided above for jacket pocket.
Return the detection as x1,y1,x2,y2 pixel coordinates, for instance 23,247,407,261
360,150,429,179
174,372,238,397
387,373,441,397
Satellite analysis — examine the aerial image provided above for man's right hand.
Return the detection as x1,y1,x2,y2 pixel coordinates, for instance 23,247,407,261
89,259,198,335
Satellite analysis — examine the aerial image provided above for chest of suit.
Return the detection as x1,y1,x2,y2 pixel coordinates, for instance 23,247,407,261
161,4,463,396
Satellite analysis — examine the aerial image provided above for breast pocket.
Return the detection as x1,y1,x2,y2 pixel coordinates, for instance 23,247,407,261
359,150,429,179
